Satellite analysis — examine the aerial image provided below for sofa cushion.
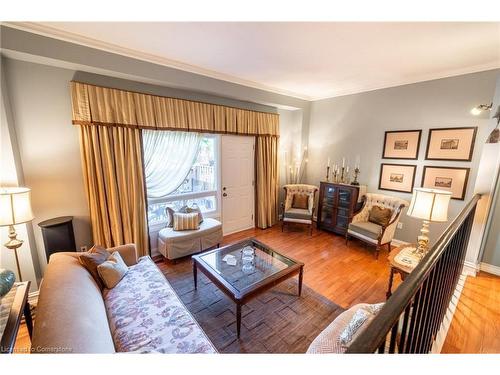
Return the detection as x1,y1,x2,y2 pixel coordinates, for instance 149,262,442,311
368,205,393,227
32,252,116,353
292,193,309,209
78,245,109,290
284,208,312,221
97,251,129,289
348,221,382,240
173,212,200,231
103,256,216,353
307,303,383,354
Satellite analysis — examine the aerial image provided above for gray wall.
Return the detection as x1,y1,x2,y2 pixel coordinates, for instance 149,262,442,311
480,74,500,267
306,69,499,245
2,57,305,271
482,175,500,267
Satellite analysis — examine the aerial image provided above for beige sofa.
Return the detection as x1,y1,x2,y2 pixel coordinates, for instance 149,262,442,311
32,244,216,353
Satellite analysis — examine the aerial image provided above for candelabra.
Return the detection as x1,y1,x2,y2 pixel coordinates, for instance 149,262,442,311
332,169,338,183
351,167,360,185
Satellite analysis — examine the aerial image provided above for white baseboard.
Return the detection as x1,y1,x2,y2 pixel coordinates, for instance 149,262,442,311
480,262,500,276
463,260,479,277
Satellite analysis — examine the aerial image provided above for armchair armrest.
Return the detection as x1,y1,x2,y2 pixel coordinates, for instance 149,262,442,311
107,243,138,266
380,204,406,244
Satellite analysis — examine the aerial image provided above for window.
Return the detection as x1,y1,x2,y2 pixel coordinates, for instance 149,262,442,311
145,134,219,227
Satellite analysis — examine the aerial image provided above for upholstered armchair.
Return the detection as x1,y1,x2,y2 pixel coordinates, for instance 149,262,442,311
346,193,409,259
282,184,319,235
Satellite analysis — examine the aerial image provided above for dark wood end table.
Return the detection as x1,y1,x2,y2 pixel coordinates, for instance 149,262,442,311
386,244,419,299
0,281,33,353
192,238,304,338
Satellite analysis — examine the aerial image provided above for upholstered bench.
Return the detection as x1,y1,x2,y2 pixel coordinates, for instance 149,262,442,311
158,217,223,260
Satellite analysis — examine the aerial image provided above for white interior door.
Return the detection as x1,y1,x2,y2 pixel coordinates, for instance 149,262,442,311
221,135,255,235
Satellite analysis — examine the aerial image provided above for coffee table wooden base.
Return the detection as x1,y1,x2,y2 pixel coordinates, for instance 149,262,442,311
193,260,304,338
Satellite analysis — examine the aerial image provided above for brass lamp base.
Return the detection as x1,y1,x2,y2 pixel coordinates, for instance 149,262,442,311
413,220,430,259
4,225,23,282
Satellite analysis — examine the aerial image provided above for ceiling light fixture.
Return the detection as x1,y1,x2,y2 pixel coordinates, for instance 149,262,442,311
470,103,493,116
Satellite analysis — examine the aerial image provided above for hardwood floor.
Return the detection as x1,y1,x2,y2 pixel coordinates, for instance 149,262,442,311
13,223,499,353
441,271,500,353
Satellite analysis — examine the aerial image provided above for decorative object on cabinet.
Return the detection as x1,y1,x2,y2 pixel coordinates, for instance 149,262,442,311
378,163,416,194
425,127,477,161
317,182,367,236
382,130,422,160
346,193,409,259
0,187,34,282
0,269,16,297
282,184,318,235
421,166,470,200
407,188,451,258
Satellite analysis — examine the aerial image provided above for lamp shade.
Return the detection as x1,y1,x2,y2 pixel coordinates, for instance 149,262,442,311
0,187,34,226
407,188,451,222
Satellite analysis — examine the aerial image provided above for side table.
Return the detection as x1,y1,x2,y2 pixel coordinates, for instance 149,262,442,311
386,245,419,299
0,281,33,353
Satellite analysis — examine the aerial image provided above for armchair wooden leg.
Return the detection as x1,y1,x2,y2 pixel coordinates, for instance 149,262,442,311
309,224,312,236
375,245,380,260
387,242,391,252
281,221,285,232
345,234,350,246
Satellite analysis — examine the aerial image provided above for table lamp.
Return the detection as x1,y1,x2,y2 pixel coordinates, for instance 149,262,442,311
0,187,34,281
407,188,451,258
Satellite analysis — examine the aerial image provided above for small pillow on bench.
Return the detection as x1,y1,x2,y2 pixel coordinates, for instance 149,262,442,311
368,206,393,227
173,212,200,231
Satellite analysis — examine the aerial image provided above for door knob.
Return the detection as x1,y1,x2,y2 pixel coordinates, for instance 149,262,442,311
223,187,227,191
223,193,227,197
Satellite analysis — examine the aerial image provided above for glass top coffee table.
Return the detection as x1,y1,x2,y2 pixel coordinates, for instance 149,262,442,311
192,238,304,338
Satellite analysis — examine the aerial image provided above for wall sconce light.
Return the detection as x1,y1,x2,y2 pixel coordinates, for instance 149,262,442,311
470,103,492,116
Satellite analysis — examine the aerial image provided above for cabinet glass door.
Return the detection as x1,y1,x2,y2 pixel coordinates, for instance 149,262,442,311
338,188,352,208
321,185,336,225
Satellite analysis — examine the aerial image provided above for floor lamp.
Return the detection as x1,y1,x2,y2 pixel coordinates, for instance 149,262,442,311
0,187,34,282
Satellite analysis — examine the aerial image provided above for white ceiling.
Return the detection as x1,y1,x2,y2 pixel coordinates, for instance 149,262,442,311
8,22,500,100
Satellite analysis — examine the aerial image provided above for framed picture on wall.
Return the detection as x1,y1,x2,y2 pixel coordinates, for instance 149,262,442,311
382,130,422,159
378,163,416,194
422,166,470,200
425,127,477,161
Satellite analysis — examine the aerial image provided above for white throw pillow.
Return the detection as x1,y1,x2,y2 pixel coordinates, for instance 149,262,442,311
97,251,129,289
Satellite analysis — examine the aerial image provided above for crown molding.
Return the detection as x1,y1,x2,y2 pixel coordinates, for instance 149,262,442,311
3,22,313,101
3,22,499,102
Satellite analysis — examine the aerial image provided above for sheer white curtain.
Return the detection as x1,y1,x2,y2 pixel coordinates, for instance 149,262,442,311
143,130,202,199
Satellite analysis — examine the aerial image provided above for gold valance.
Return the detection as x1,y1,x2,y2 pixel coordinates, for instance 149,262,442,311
70,82,279,137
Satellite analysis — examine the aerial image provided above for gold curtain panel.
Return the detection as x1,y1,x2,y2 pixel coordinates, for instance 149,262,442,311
71,82,279,137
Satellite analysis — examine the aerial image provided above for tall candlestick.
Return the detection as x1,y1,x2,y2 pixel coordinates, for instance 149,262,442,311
327,157,331,167
342,157,345,167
